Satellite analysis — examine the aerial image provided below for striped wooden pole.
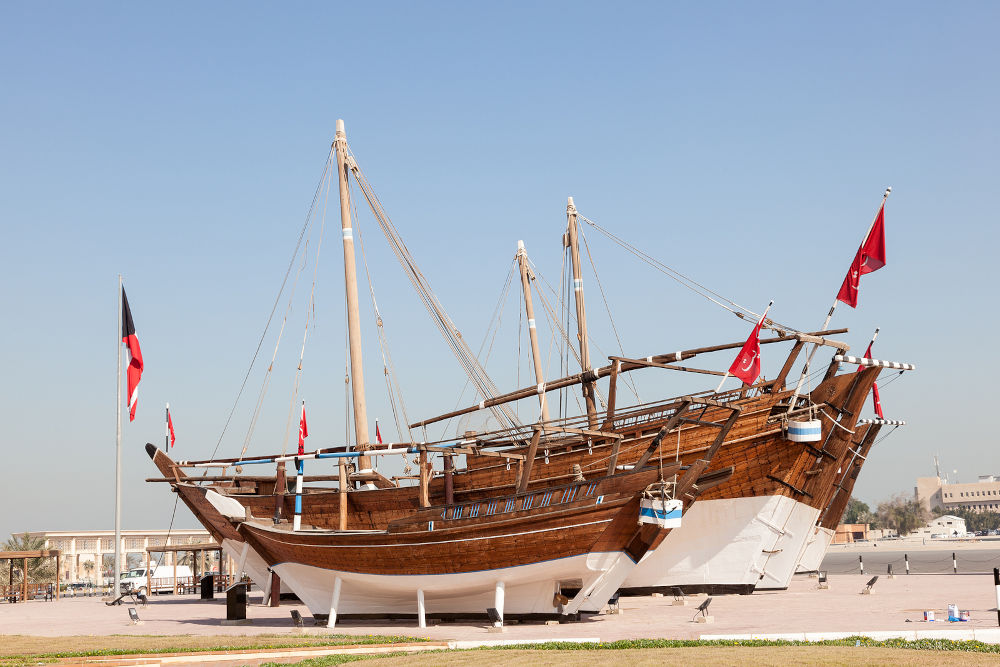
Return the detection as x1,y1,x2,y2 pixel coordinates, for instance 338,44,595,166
859,554,864,575
953,552,958,574
905,553,910,574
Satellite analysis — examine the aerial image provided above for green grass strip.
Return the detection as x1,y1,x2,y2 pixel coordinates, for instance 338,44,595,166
474,637,1000,652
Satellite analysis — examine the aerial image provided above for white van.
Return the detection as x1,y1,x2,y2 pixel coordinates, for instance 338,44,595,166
120,565,193,595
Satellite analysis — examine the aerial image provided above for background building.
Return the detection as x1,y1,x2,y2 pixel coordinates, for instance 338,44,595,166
20,529,224,584
911,515,968,538
915,475,1000,513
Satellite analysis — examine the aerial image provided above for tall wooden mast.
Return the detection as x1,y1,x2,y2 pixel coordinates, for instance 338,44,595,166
334,119,371,469
565,197,598,428
516,241,550,424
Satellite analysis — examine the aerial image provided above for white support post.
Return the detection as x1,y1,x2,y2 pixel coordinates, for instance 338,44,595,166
417,588,426,628
327,576,343,629
494,581,505,627
262,569,273,607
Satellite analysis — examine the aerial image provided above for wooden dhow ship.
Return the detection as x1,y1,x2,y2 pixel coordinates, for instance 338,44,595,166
147,121,914,614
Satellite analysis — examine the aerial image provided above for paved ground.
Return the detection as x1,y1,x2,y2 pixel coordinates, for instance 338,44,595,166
3,572,1000,643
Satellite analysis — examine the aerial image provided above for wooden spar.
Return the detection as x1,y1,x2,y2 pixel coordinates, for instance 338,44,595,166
410,328,850,428
516,241,550,424
633,400,692,470
338,459,348,530
605,360,619,425
443,453,454,505
566,197,598,428
515,427,543,494
771,340,805,391
334,119,371,468
610,355,726,377
418,450,431,507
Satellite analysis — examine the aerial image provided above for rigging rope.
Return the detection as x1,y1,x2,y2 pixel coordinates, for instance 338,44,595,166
208,149,334,464
578,214,800,335
347,145,520,432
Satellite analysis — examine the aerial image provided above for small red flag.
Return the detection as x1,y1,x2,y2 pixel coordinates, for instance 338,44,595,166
297,402,308,455
375,420,383,445
858,342,885,419
166,405,176,448
837,202,887,308
121,289,143,421
729,316,765,386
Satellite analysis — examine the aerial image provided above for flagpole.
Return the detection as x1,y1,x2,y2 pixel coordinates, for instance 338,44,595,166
785,188,890,414
717,300,773,393
114,275,122,598
165,403,170,450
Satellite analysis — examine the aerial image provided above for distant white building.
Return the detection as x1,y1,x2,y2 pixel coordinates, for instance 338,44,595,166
912,515,968,538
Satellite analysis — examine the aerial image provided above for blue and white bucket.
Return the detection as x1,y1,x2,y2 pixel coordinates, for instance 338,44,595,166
639,498,682,528
787,419,822,442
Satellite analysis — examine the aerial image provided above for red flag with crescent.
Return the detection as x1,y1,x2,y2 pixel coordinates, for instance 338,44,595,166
837,202,886,308
297,402,308,455
858,342,885,418
375,421,383,445
729,317,764,386
167,407,176,448
121,289,144,422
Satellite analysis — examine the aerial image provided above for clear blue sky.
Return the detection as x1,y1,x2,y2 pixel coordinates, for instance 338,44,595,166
1,2,996,539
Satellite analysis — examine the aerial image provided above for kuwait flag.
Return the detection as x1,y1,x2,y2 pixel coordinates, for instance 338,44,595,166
122,289,144,421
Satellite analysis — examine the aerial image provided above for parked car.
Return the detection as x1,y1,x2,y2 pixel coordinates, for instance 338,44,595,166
120,565,193,595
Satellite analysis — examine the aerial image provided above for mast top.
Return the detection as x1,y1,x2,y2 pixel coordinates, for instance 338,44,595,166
567,196,576,210
517,239,525,254
336,119,345,138
884,186,891,197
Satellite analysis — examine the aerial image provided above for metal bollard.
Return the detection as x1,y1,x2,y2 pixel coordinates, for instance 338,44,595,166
859,554,864,575
905,553,910,574
954,552,958,574
887,563,893,577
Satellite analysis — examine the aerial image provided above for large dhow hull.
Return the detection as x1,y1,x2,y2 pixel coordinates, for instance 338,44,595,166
236,467,679,621
453,367,882,593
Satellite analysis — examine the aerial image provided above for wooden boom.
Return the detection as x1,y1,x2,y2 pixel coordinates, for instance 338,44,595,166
411,328,849,428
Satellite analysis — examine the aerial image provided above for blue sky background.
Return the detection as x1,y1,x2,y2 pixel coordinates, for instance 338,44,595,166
1,2,996,539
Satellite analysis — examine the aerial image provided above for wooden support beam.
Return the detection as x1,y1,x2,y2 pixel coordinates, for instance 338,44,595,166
605,360,619,426
702,407,741,462
771,340,805,391
418,450,430,508
338,459,348,530
516,428,543,494
634,400,692,470
674,459,711,499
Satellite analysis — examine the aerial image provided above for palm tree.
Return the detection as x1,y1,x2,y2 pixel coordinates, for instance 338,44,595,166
4,533,57,583
82,560,95,582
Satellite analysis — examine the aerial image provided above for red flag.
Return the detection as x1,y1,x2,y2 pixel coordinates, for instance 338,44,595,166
729,316,765,386
375,420,383,444
166,406,176,448
297,402,308,455
121,289,143,421
858,342,885,418
836,202,887,308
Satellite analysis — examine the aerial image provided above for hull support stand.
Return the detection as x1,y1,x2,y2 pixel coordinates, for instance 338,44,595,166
326,576,343,629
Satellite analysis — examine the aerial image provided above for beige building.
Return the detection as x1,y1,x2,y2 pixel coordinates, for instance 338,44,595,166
22,529,220,584
915,475,1000,513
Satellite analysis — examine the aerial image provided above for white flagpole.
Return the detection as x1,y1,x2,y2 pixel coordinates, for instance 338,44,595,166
786,187,890,414
165,403,170,450
114,275,122,597
717,300,773,393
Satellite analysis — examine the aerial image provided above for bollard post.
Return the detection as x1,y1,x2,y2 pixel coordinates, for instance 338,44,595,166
905,553,910,575
953,552,958,574
994,568,1000,627
887,563,893,578
859,554,864,575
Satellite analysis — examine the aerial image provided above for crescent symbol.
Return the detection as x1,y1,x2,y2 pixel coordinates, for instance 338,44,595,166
741,351,758,372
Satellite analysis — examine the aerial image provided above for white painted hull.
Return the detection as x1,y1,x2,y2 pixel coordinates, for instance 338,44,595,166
274,550,633,618
796,525,835,573
623,495,819,592
221,537,292,595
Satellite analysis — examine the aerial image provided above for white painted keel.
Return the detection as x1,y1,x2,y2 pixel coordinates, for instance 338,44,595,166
796,525,835,573
273,550,630,618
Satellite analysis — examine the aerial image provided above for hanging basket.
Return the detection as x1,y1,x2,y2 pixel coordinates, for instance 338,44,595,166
786,419,822,442
639,498,683,528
